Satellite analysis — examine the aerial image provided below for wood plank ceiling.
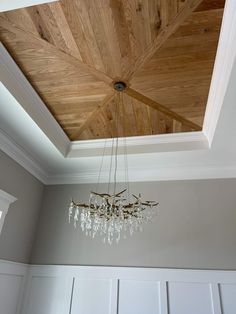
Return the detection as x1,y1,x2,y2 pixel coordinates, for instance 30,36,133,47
0,0,225,141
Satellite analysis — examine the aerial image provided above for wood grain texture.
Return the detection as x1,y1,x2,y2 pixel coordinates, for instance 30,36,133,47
71,93,115,140
0,14,113,84
125,87,201,131
196,0,225,11
0,17,112,139
0,0,225,140
130,6,224,127
124,0,204,81
77,92,184,140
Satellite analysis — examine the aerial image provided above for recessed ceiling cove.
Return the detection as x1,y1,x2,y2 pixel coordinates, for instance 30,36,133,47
0,0,225,141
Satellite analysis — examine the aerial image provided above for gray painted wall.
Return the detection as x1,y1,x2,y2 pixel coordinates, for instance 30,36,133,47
0,151,44,263
31,179,236,269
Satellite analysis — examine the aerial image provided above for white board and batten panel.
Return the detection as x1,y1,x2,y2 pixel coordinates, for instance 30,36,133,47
18,265,236,314
220,284,236,314
118,280,161,314
71,278,113,314
0,259,28,314
1,261,235,314
168,282,214,314
0,275,23,314
21,272,73,314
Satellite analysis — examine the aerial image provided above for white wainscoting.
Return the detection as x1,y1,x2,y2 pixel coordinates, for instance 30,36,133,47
19,265,236,314
1,260,236,314
0,260,28,314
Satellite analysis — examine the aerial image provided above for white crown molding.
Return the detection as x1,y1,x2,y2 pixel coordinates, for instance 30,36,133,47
0,128,48,184
46,163,236,185
0,43,70,157
0,0,58,12
202,0,236,146
68,131,208,157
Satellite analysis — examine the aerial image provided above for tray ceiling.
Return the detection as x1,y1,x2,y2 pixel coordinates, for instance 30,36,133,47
0,0,225,141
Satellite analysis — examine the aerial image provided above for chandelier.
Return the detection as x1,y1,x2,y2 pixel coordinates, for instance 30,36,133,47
68,81,159,244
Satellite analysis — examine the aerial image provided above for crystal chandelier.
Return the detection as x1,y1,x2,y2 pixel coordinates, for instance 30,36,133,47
68,81,159,244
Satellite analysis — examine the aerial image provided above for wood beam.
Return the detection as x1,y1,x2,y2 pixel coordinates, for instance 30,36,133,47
125,87,202,131
124,0,204,81
0,16,113,85
71,93,115,140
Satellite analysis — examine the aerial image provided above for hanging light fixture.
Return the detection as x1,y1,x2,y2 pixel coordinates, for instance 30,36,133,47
68,81,159,244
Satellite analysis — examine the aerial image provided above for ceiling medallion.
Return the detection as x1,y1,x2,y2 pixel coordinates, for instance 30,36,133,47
68,83,159,244
113,81,126,92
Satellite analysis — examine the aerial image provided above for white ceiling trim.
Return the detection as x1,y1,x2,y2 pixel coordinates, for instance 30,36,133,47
68,132,208,157
0,128,48,183
46,164,236,185
0,0,58,12
0,43,70,157
203,0,236,146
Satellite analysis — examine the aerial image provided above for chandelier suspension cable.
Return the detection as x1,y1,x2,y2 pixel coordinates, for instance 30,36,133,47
107,136,115,195
95,138,107,194
125,137,130,202
113,94,119,200
123,93,130,203
68,81,159,244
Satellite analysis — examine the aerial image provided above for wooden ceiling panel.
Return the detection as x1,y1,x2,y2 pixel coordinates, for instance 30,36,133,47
130,4,224,127
59,0,183,78
0,0,225,141
1,3,82,60
77,92,194,140
196,0,225,11
1,0,188,79
1,8,40,36
0,19,112,139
